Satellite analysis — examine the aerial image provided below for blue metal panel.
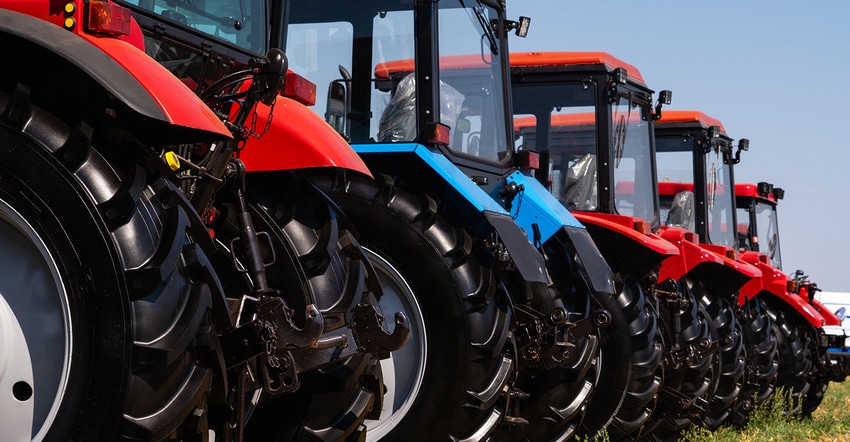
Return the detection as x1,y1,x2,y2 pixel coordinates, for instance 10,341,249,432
355,143,511,215
490,171,586,243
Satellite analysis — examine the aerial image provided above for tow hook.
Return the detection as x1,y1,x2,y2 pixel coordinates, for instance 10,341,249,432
351,303,411,356
219,296,324,369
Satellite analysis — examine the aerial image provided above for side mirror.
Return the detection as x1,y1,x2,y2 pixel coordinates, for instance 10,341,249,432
325,81,347,138
325,65,351,139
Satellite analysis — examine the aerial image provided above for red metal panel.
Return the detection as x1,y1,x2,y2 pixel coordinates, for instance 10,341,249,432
238,97,372,176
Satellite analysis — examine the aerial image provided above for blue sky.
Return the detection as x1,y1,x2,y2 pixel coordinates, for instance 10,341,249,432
505,1,850,292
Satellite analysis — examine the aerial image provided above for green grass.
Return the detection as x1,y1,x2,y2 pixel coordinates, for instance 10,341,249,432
577,381,850,441
681,382,850,442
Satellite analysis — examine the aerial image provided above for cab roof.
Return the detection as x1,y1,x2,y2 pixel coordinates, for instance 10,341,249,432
510,51,645,84
514,112,595,132
656,110,726,133
736,183,778,204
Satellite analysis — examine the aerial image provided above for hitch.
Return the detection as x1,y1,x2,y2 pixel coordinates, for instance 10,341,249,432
351,303,411,356
658,385,707,422
219,296,324,370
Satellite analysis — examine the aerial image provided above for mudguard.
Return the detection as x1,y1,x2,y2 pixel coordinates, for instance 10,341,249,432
238,97,372,176
658,226,723,282
740,252,826,327
491,170,584,241
485,171,617,292
575,212,678,280
355,143,549,284
0,8,230,143
658,231,761,301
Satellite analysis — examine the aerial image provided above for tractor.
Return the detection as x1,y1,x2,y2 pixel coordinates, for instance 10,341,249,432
654,110,779,426
735,180,850,415
0,1,409,440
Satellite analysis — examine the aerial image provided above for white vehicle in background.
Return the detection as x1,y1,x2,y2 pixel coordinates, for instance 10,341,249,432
816,291,850,348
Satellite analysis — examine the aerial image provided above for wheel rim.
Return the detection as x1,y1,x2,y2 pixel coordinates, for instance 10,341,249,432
363,248,427,440
0,199,71,441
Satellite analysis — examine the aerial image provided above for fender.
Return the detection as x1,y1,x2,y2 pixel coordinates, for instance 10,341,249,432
575,212,678,280
485,171,615,293
693,242,761,301
658,226,723,282
0,8,230,143
489,170,585,242
238,97,372,176
740,253,826,327
799,284,841,326
355,143,548,284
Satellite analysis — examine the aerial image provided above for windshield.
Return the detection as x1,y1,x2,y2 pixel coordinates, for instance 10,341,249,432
283,0,509,158
511,83,598,210
119,0,266,54
656,136,696,230
755,201,782,269
611,96,656,223
438,2,510,161
704,143,736,247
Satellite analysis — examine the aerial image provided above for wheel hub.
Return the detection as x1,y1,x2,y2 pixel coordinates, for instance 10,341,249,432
0,293,35,441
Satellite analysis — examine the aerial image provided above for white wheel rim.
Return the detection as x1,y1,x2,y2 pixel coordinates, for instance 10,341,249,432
363,248,427,441
0,199,70,441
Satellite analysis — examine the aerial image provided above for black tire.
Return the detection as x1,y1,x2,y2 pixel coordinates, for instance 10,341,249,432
0,87,217,440
801,381,828,416
694,286,745,430
312,171,513,441
639,281,714,441
216,171,384,441
764,302,814,415
578,274,664,440
730,297,778,426
801,327,829,417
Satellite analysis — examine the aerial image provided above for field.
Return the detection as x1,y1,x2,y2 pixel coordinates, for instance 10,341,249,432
682,381,850,442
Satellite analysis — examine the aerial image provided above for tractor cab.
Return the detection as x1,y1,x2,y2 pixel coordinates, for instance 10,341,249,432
736,182,784,270
278,0,544,194
655,111,749,254
511,53,666,230
510,52,677,278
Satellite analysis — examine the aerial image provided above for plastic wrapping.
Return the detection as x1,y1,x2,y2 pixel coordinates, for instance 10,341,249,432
562,154,598,211
666,190,695,231
377,73,465,143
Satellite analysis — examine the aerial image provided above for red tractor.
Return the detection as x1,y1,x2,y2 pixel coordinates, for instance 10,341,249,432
654,110,779,425
736,181,850,414
0,1,408,440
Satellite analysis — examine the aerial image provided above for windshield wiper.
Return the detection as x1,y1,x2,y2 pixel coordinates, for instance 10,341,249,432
460,0,498,55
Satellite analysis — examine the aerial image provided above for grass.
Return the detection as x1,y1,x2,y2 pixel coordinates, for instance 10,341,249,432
680,381,850,442
577,381,850,442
